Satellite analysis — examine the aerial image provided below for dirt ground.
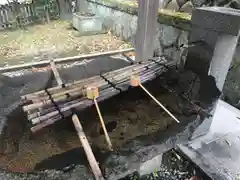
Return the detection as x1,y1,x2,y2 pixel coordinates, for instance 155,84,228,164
0,20,131,66
0,81,182,172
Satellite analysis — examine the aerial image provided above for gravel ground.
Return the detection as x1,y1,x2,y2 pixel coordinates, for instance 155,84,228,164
0,20,131,66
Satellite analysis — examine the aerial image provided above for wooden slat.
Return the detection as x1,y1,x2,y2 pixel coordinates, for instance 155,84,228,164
50,60,63,86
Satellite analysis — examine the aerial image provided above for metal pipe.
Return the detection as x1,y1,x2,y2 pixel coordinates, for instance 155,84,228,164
0,48,134,73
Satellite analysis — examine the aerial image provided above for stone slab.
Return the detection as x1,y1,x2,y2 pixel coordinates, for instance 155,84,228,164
178,100,240,180
192,7,240,35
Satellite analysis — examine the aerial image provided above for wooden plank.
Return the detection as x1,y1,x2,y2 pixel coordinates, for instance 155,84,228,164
135,0,159,62
72,114,105,180
50,60,63,86
0,48,134,73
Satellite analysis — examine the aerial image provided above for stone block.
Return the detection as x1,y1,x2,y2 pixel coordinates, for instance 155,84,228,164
72,12,103,35
192,7,240,35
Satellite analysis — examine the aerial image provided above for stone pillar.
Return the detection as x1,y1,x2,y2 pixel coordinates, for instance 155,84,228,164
189,7,240,91
187,7,240,143
209,34,239,90
135,0,159,62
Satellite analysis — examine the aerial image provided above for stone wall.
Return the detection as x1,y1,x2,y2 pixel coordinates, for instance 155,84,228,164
87,0,190,65
86,0,240,105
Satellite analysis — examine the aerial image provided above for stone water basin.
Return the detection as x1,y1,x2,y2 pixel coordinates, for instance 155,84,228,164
0,55,209,179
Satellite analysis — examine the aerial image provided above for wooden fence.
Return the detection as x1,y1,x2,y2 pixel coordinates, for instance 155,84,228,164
0,2,36,29
0,1,60,30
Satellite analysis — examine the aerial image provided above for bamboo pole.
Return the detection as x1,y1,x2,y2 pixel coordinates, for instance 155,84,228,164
29,67,165,124
139,84,180,123
94,98,113,151
22,58,169,104
86,87,113,151
27,64,165,117
30,69,165,131
30,69,163,129
33,61,162,101
31,89,120,132
130,75,180,123
24,58,165,100
23,63,164,111
72,114,104,180
27,59,175,131
21,75,101,101
21,60,156,101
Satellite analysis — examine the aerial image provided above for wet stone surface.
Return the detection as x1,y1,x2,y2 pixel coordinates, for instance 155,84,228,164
119,149,211,180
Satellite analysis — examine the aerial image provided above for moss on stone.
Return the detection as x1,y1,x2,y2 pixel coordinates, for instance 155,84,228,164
157,9,192,30
88,0,192,31
158,9,191,20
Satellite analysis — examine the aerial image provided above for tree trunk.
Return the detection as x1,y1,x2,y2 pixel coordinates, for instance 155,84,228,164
45,7,50,23
12,1,22,28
